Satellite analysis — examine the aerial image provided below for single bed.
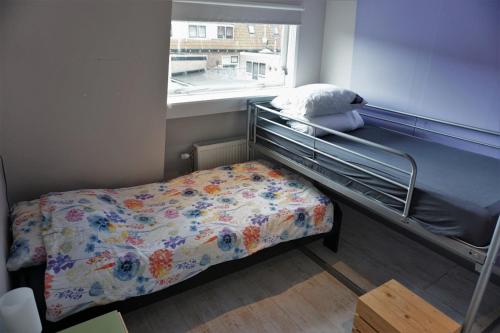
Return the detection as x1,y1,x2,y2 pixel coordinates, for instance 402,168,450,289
9,160,339,331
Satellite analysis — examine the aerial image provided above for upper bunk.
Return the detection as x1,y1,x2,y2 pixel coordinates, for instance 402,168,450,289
249,100,500,250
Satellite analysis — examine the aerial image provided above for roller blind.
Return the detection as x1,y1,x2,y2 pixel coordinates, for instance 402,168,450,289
172,0,304,24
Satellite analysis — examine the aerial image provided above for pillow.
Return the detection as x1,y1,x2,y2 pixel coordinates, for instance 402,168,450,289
271,84,366,119
287,111,364,137
6,199,46,271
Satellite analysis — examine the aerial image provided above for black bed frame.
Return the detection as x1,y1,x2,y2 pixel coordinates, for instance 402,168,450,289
13,201,343,332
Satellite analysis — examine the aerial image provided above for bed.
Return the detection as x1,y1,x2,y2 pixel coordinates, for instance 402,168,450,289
10,160,339,331
247,99,500,333
256,116,500,247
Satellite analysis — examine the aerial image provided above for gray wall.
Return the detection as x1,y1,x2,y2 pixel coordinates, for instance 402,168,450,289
0,0,172,202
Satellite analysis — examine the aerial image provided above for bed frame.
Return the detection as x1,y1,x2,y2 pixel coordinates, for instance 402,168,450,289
246,98,500,333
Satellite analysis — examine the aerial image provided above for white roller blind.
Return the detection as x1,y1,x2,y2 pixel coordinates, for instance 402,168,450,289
172,0,304,24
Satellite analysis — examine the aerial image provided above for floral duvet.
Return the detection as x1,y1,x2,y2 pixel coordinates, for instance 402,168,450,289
41,160,334,321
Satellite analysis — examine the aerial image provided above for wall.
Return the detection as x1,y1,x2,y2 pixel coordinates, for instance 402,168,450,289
320,0,357,87
294,0,327,86
164,0,327,179
0,0,172,202
350,0,500,133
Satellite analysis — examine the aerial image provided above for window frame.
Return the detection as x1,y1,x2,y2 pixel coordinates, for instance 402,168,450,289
167,24,299,119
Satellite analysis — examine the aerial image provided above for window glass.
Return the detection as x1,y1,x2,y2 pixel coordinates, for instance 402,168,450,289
217,26,225,39
169,22,293,96
189,25,198,38
198,26,206,38
225,26,234,39
259,63,266,76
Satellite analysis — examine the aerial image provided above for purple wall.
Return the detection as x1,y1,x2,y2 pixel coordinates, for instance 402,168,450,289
351,0,500,140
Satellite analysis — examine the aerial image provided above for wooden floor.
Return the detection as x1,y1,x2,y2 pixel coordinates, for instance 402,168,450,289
305,205,500,333
124,249,358,333
123,205,500,333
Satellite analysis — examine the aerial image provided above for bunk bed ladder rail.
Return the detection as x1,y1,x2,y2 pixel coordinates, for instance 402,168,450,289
462,215,500,333
247,100,418,219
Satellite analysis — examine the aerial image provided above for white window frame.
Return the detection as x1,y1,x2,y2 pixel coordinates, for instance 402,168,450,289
167,25,299,119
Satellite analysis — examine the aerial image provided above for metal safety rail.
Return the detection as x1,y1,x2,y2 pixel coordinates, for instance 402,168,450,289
247,101,418,218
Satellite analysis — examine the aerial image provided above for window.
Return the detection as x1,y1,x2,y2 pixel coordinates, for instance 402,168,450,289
188,25,206,38
217,25,234,39
217,26,225,39
198,26,206,38
225,26,233,39
248,25,255,34
169,21,295,96
189,25,197,38
259,63,266,76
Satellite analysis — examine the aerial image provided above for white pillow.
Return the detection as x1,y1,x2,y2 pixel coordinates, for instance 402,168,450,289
271,84,366,119
287,111,364,137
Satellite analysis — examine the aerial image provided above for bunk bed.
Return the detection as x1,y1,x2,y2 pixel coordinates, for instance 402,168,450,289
247,99,500,333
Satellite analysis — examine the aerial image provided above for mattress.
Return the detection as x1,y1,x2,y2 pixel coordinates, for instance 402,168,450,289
41,161,333,321
257,119,500,247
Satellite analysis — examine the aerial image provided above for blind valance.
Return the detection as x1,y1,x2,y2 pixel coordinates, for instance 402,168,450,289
172,0,304,24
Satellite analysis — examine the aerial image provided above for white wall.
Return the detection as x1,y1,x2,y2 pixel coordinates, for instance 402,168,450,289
0,0,172,202
294,0,327,86
320,0,357,87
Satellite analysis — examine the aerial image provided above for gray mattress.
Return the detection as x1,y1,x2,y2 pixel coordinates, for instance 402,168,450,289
257,119,500,247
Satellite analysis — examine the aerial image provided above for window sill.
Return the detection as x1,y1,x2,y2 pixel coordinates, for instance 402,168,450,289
166,88,284,119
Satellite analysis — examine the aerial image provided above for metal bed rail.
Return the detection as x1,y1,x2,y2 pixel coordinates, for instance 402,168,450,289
360,106,500,150
247,101,418,218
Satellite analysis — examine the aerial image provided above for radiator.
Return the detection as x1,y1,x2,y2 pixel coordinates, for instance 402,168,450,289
193,137,247,171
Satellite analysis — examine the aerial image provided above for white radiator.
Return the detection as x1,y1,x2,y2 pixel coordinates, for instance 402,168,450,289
193,137,247,171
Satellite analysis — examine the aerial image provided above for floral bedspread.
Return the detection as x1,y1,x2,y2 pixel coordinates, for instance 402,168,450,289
41,161,333,321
